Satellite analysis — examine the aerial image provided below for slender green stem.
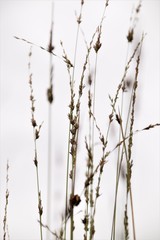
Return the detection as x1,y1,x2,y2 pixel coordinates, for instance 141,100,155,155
69,4,87,239
70,208,74,240
33,129,43,240
65,6,82,240
36,167,43,240
87,106,92,240
89,53,98,240
110,33,144,240
89,3,110,237
130,187,136,240
47,103,52,234
28,49,43,240
111,43,129,240
64,124,71,239
118,107,137,240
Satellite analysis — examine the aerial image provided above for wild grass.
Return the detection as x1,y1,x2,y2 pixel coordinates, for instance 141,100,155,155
1,0,160,240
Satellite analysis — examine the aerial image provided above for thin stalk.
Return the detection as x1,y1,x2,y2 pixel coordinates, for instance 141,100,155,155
47,102,52,236
69,3,109,239
36,167,43,239
107,36,144,240
67,23,79,240
109,110,132,240
111,39,143,239
3,161,9,240
89,2,109,238
64,125,72,237
70,111,81,240
124,43,143,240
64,80,74,240
83,71,92,240
111,43,130,240
65,2,84,239
91,53,98,181
70,209,74,240
117,45,142,238
89,53,98,240
118,117,132,240
130,187,136,240
70,31,98,240
69,17,99,240
32,127,43,240
28,48,43,240
47,3,54,239
87,87,92,240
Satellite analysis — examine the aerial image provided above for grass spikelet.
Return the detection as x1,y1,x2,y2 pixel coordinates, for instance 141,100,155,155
127,0,142,42
3,161,10,240
124,204,129,240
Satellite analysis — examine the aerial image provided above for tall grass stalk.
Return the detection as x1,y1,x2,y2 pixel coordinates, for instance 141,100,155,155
88,2,109,239
111,2,142,238
66,6,107,238
46,3,54,240
63,1,85,239
106,32,143,240
28,48,43,240
114,40,143,240
69,30,96,240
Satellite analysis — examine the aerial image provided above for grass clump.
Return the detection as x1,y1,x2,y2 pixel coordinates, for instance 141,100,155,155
2,1,159,240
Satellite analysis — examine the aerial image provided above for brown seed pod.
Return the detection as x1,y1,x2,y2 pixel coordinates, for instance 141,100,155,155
70,194,81,207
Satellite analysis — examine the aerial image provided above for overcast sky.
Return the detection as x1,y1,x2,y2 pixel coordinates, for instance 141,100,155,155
0,1,160,240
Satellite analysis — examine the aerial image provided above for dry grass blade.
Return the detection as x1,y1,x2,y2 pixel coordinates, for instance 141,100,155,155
14,36,57,56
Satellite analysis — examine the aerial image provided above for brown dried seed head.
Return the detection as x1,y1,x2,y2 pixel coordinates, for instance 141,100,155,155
48,43,55,53
105,0,109,7
70,194,81,207
34,158,38,167
127,29,134,42
31,106,35,112
116,114,122,125
35,129,39,139
77,15,82,24
69,170,73,179
30,95,34,101
47,86,54,104
93,40,102,53
136,3,141,13
39,207,43,216
81,0,84,5
31,118,37,127
109,113,113,122
88,74,92,86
